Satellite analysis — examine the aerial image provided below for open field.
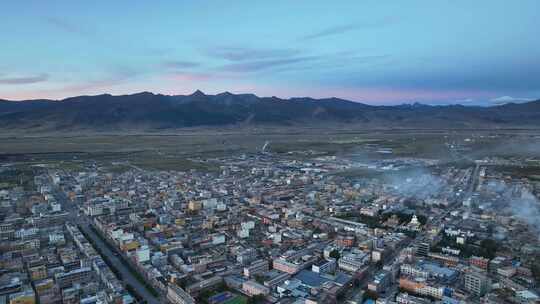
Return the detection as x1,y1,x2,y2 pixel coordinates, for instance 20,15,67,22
1,128,540,171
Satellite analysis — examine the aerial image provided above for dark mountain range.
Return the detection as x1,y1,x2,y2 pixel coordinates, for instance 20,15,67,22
1,91,539,132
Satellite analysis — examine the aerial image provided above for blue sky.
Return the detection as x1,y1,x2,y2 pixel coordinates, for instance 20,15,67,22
1,0,539,105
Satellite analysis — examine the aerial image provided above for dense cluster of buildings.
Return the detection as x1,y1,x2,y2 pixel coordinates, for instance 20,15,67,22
1,151,539,303
0,171,134,304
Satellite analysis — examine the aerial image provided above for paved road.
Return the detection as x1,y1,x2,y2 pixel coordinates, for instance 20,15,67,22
53,190,161,304
78,223,161,304
466,164,480,198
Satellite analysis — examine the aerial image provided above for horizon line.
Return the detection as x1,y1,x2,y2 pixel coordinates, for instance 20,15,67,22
1,89,537,107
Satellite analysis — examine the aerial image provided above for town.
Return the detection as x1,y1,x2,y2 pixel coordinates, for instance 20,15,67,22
1,140,539,304
2,0,540,303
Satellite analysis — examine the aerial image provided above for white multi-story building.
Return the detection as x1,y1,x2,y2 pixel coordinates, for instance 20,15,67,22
312,259,336,274
86,204,103,216
396,293,431,304
338,252,369,273
464,272,490,296
400,264,429,279
212,234,226,245
135,245,150,263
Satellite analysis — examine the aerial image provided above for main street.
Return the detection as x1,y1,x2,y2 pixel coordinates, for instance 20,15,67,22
53,189,161,304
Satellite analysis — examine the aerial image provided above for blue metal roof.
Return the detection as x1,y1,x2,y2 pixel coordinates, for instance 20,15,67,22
295,270,330,288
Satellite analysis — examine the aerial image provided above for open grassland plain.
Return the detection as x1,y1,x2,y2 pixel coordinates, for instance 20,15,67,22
1,128,540,172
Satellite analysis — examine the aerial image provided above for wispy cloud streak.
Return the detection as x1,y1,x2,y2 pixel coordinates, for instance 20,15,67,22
205,47,301,62
219,56,319,72
489,95,532,104
162,60,201,69
301,17,397,40
0,74,48,85
45,17,93,37
302,24,362,40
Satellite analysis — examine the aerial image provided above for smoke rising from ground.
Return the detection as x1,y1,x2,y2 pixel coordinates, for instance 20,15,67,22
485,180,540,235
384,168,447,200
512,190,540,235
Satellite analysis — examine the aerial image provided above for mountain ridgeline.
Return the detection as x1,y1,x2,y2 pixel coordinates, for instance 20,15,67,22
1,91,539,132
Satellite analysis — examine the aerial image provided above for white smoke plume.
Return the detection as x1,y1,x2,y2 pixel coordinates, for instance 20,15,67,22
385,168,447,200
486,180,540,235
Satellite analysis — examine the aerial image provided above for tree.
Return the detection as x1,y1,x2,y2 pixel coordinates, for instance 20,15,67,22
479,239,498,259
253,274,265,284
248,294,266,304
329,249,341,260
363,290,378,301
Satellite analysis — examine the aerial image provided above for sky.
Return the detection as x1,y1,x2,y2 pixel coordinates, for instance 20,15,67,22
1,0,539,105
